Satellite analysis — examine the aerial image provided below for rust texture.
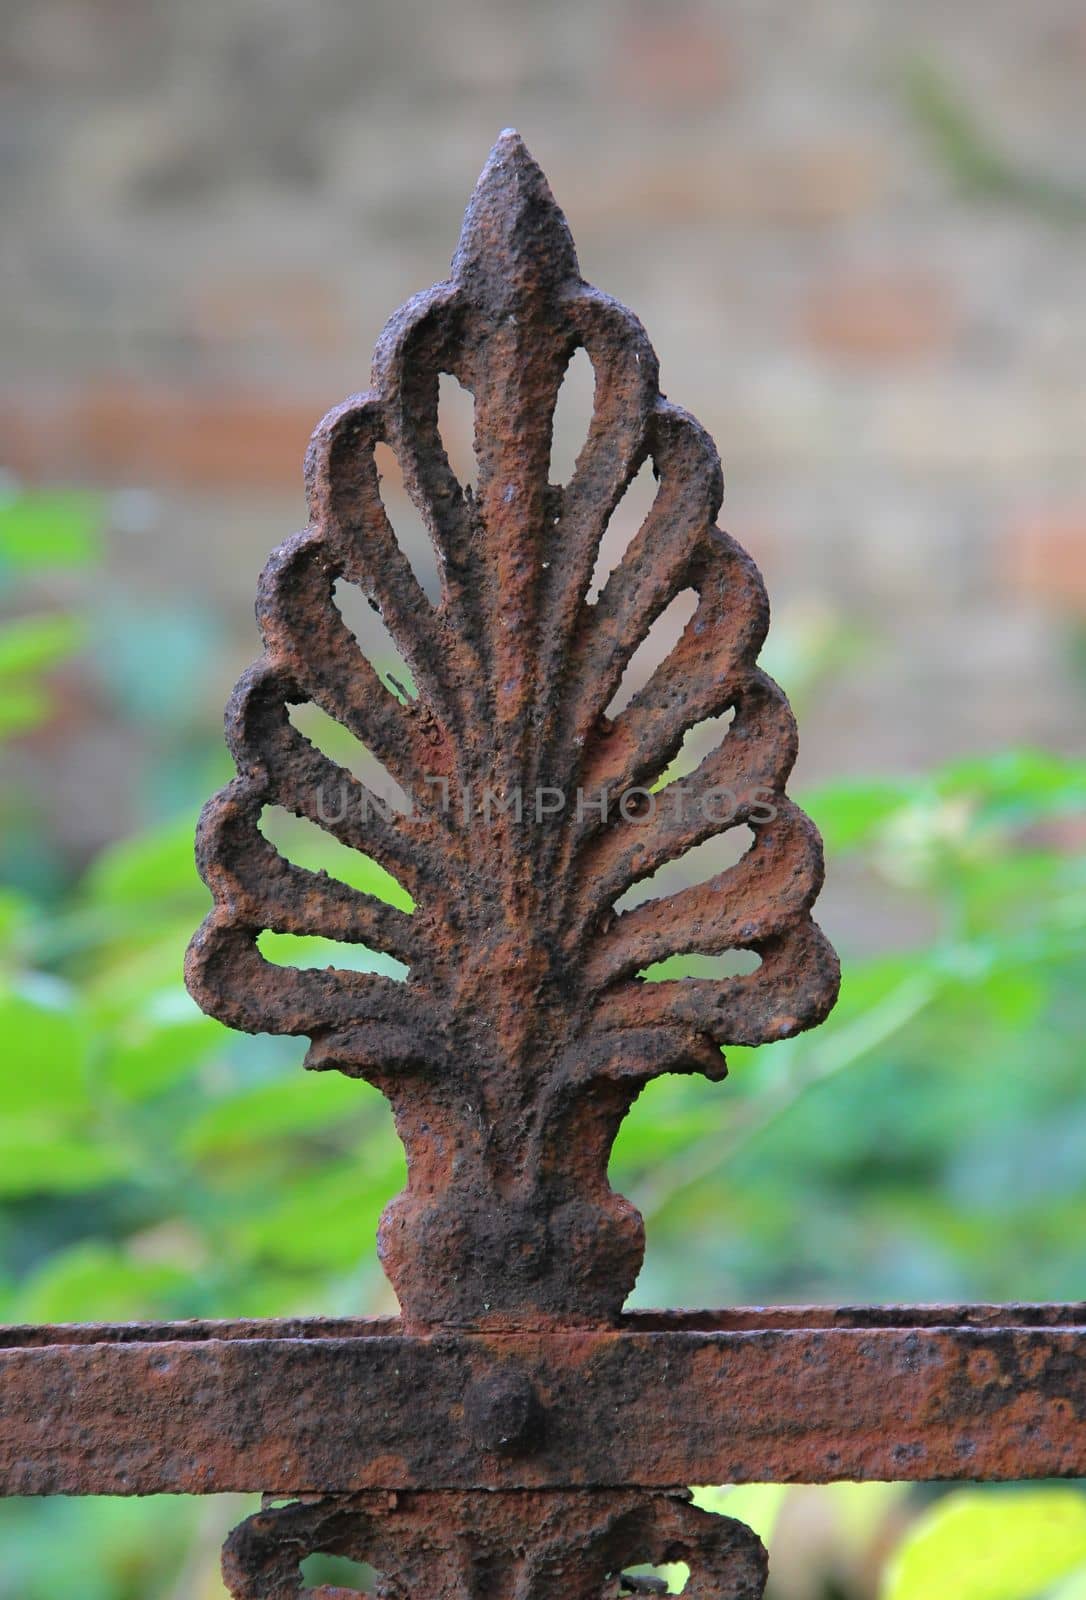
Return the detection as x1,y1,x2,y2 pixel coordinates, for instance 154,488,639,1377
221,1491,766,1600
4,1310,1086,1497
185,128,838,1335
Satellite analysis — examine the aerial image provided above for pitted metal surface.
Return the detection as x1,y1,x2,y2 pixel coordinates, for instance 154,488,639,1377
221,1490,767,1600
3,1310,1086,1497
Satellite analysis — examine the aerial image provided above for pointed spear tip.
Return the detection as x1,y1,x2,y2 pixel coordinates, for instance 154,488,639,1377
452,130,579,302
470,129,559,215
487,128,537,174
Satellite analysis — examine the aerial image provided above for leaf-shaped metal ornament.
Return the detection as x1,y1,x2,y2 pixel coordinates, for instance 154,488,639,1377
186,132,839,1330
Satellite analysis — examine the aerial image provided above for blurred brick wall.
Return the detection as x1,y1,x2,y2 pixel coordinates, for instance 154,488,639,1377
2,0,1084,799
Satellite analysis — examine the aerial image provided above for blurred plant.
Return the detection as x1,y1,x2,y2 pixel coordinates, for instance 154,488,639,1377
0,488,102,743
885,1489,1086,1600
0,486,104,574
903,58,1086,224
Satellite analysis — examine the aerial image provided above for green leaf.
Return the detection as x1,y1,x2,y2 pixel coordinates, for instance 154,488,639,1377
0,989,89,1114
801,778,914,854
936,749,1086,826
81,814,203,906
0,887,32,947
821,953,936,1029
1051,1565,1086,1600
104,1012,228,1100
0,490,103,570
0,1495,204,1600
181,1072,365,1158
981,967,1047,1027
883,1489,1086,1600
0,613,85,678
80,929,208,1024
0,614,86,741
0,1118,131,1195
0,680,50,740
233,1147,404,1270
14,1240,190,1323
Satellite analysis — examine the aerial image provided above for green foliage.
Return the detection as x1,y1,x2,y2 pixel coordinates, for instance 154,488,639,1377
0,612,86,740
884,1490,1086,1600
0,1497,200,1600
0,491,103,743
0,489,104,571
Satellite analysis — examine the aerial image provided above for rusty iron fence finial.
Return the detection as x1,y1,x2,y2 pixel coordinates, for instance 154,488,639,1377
185,128,839,1334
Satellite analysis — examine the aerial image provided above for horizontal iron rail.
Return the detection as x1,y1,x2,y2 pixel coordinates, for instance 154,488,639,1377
2,1305,1084,1496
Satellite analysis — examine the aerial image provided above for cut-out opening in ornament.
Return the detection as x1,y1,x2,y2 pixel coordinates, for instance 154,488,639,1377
549,345,596,487
613,827,756,914
639,949,762,982
438,371,476,492
606,588,699,718
259,806,415,912
287,702,413,818
619,1561,691,1595
300,1549,375,1590
257,929,409,981
587,455,658,602
332,577,418,704
653,709,736,790
374,441,443,605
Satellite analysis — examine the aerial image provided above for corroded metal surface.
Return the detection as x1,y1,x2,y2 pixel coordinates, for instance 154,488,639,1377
221,1491,767,1600
185,130,838,1333
4,1309,1086,1496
